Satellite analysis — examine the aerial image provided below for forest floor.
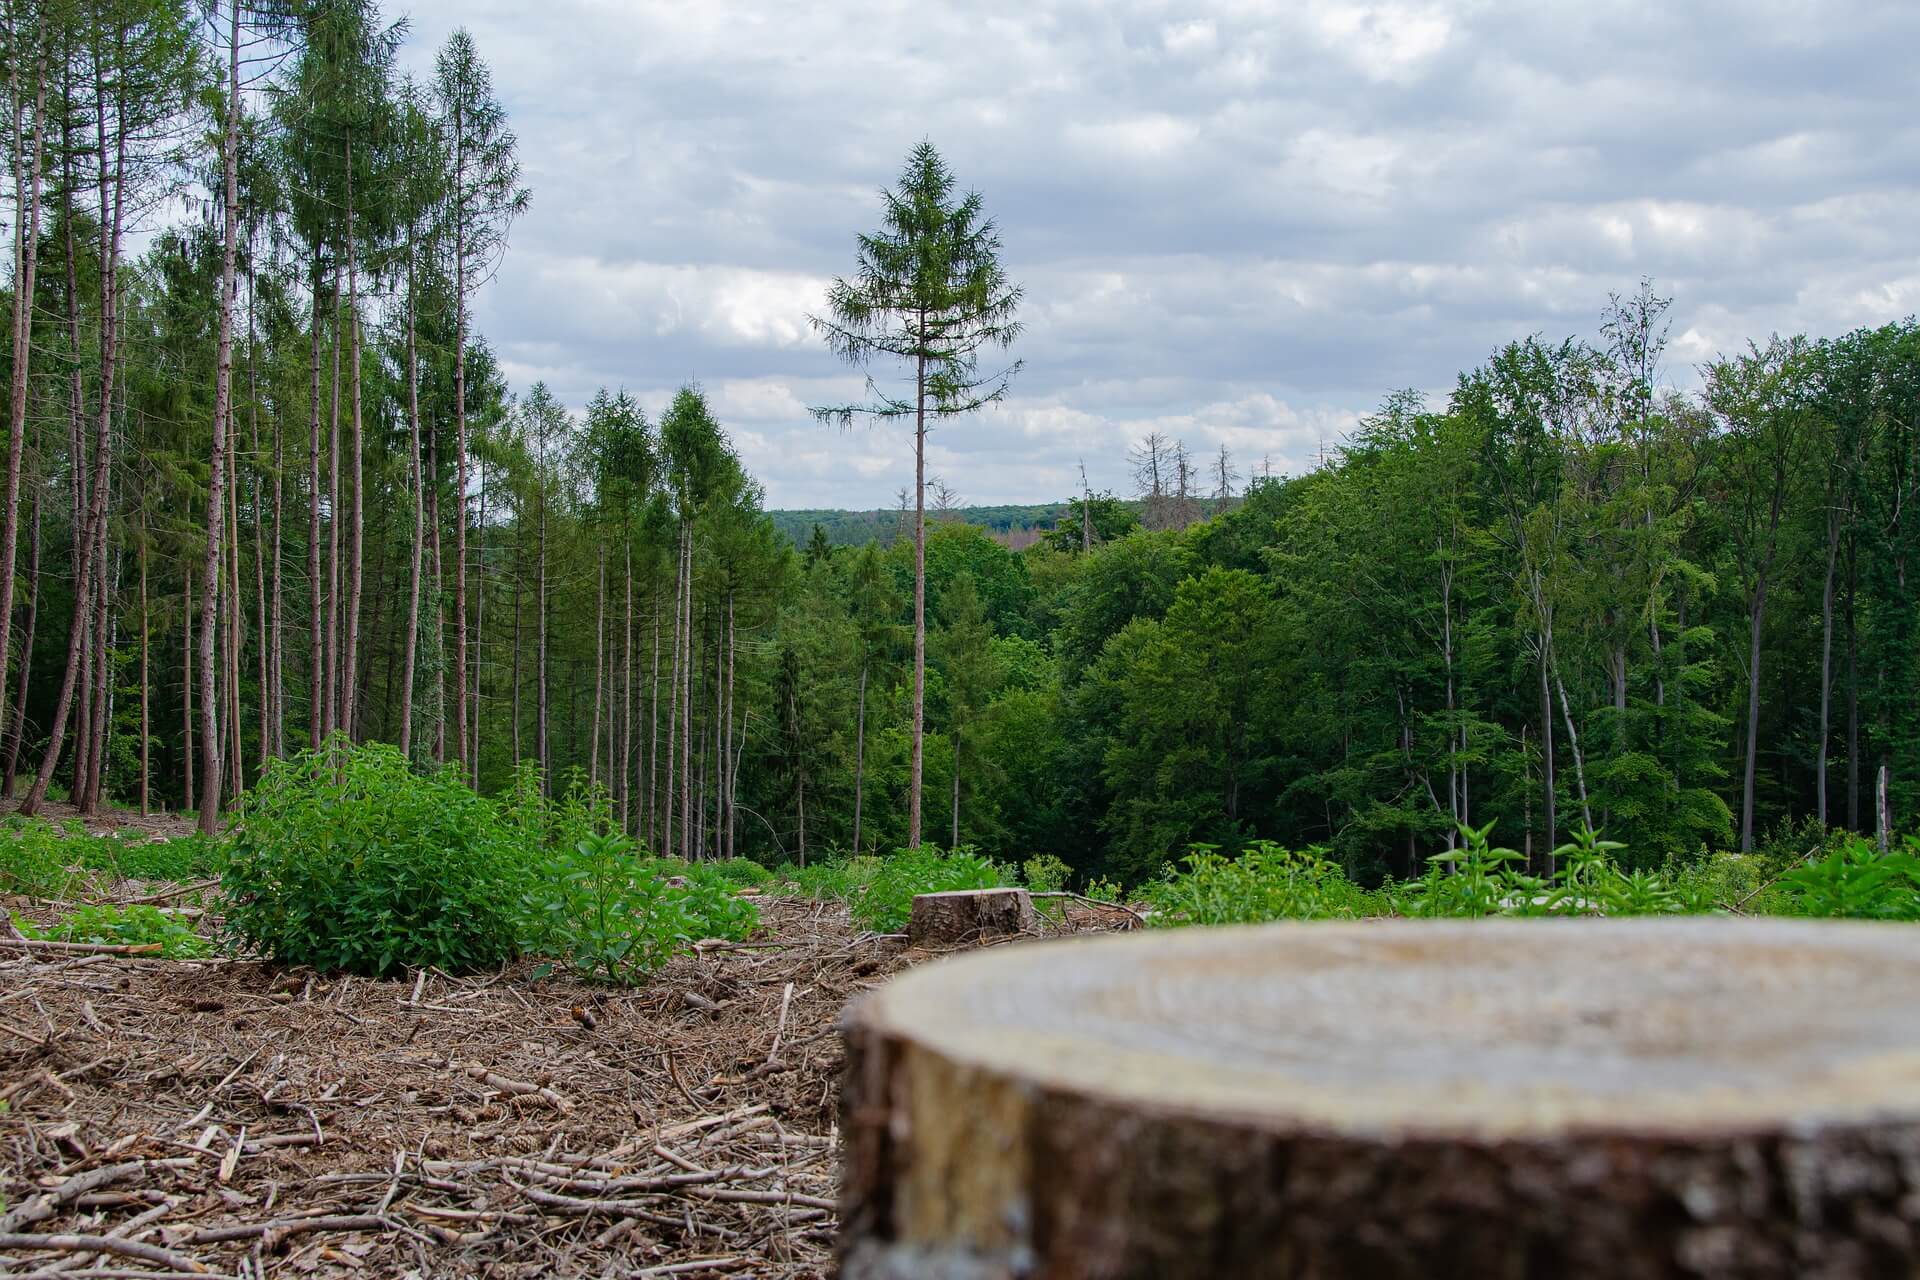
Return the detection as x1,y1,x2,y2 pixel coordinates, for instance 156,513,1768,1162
1,874,1130,1278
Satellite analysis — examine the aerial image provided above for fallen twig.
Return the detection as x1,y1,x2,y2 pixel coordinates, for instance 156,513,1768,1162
0,1231,207,1273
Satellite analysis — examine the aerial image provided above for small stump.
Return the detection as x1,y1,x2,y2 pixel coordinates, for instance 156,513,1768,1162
906,888,1038,948
840,918,1920,1278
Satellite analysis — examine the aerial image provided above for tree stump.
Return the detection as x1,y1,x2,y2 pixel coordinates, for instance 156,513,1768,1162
839,919,1920,1279
907,889,1039,947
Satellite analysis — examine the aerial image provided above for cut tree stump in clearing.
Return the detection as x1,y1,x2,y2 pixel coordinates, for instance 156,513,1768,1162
839,918,1920,1279
906,889,1039,947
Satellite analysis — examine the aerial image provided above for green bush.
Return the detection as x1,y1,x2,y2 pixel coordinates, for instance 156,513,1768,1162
1777,836,1920,920
78,831,225,882
776,855,884,902
0,819,75,897
854,845,1010,932
1021,853,1070,893
222,738,528,976
1145,843,1379,925
18,904,210,957
1393,825,1704,918
522,832,760,984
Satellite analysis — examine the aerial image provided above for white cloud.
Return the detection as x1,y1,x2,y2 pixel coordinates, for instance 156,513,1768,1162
391,0,1920,508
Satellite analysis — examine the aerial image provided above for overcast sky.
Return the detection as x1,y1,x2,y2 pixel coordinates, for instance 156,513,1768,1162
392,0,1919,509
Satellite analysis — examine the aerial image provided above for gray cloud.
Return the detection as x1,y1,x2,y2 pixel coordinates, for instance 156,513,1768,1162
393,0,1920,507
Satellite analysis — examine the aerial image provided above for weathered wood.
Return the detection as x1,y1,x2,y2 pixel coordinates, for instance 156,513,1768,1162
840,919,1920,1279
906,889,1038,947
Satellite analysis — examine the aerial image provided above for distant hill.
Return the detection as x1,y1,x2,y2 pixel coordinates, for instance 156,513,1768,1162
768,503,1075,549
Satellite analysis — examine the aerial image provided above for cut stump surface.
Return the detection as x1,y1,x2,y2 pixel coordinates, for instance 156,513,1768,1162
906,888,1039,947
840,918,1920,1279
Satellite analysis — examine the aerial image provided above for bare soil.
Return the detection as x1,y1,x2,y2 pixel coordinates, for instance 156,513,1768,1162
1,889,1131,1277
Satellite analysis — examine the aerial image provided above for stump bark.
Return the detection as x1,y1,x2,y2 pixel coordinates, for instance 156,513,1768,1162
839,918,1920,1279
907,889,1039,947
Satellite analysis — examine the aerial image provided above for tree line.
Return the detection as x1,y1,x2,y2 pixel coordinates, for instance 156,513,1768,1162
0,6,1910,881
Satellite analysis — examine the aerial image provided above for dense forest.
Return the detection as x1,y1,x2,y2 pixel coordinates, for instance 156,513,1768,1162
0,1,1913,888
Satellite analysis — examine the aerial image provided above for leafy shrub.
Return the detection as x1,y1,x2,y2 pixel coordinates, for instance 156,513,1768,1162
79,831,225,882
0,819,74,897
707,857,773,887
853,845,1010,932
777,856,884,902
223,738,528,976
522,832,759,984
1394,825,1704,918
18,904,210,957
1021,854,1070,893
1777,837,1920,920
1145,842,1378,925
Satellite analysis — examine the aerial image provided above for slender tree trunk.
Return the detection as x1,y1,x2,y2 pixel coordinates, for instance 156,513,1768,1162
247,245,269,769
342,138,364,742
325,271,341,738
1538,645,1556,871
1741,571,1771,853
621,545,634,833
909,348,927,847
952,733,961,849
452,115,470,771
679,528,693,859
1554,667,1592,834
536,475,548,786
3,491,40,798
183,566,193,812
666,539,682,857
1846,538,1861,831
225,398,244,798
471,461,485,783
398,244,423,760
194,0,241,834
853,657,868,854
21,53,123,818
723,589,735,859
307,253,323,749
0,52,46,752
1818,499,1841,828
590,545,604,786
138,518,147,815
509,557,521,764
648,607,660,850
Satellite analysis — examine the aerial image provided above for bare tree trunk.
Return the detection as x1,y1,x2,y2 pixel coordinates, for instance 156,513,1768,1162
621,544,633,833
536,474,548,787
225,397,244,797
1741,571,1770,853
665,539,681,857
307,253,323,749
679,529,693,859
3,491,41,797
590,545,604,786
451,111,470,771
1818,501,1840,828
1847,540,1860,831
648,607,660,850
909,349,926,847
22,53,125,819
0,48,46,754
342,138,364,742
183,565,193,811
509,556,521,765
471,461,485,783
853,658,867,854
723,589,735,859
398,244,423,760
247,245,269,768
1538,650,1556,871
137,517,147,814
194,0,241,834
325,271,341,738
1555,668,1593,835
